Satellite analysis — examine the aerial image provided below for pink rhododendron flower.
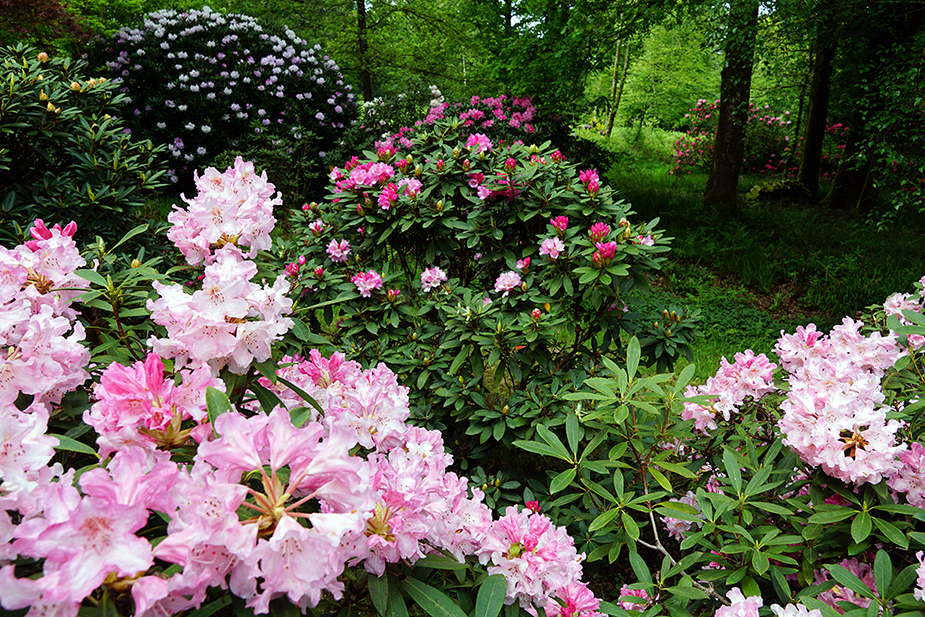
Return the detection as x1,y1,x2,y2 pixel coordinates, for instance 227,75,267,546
617,585,653,611
465,133,492,153
543,582,602,617
588,222,610,243
494,271,522,297
516,257,531,272
399,177,422,198
84,353,222,457
308,219,325,235
770,604,823,617
378,183,399,210
326,238,351,263
352,270,383,297
715,589,762,617
539,237,565,260
420,266,447,292
550,216,569,234
915,551,925,602
632,235,655,246
167,157,280,265
660,490,703,539
477,506,584,608
592,241,618,268
889,442,925,507
683,350,777,433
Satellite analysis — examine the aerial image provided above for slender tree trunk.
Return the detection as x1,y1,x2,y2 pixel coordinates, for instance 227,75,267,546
604,39,623,137
703,0,759,217
797,41,834,198
821,111,874,211
356,0,372,101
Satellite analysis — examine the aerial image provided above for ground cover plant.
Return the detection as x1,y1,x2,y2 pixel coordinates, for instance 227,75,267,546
0,43,167,245
1,157,925,617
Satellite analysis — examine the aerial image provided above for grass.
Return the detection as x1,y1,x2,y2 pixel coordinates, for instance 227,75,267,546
577,125,925,381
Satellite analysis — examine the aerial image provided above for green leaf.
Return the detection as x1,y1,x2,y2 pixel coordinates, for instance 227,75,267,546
513,440,566,460
874,550,892,599
47,434,98,457
369,575,389,616
277,377,324,417
872,516,909,549
185,596,232,617
723,448,742,494
536,424,571,461
475,575,507,617
626,336,640,380
826,564,877,600
851,511,873,544
621,511,640,541
649,467,672,492
629,550,652,585
250,381,284,414
550,468,577,494
385,577,409,617
413,555,468,570
206,386,232,434
589,508,620,533
565,412,579,458
808,508,857,525
75,268,108,287
402,578,468,617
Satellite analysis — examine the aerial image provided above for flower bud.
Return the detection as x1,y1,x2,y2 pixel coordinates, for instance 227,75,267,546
314,266,324,280
504,158,516,173
130,258,142,268
461,159,471,172
529,144,539,154
435,200,443,212
415,165,422,178
452,147,461,159
69,81,82,92
530,308,541,322
37,51,49,63
435,159,445,172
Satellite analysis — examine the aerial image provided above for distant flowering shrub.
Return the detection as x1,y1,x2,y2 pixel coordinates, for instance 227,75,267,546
93,6,357,191
670,99,847,180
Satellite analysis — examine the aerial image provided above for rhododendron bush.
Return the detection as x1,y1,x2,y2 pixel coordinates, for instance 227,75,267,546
3,155,925,617
281,117,698,458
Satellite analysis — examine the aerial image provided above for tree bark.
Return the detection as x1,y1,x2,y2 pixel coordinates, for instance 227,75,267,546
797,41,834,198
702,0,759,217
356,0,373,101
605,37,631,137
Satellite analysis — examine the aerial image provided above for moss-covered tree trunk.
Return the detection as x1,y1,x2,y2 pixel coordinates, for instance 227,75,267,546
797,41,834,199
702,0,759,217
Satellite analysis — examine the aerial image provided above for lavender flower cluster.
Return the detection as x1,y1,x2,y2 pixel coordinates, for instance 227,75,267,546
98,6,357,183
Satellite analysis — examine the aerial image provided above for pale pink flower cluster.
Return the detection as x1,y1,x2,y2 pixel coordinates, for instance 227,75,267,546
884,290,925,349
420,266,448,292
476,505,585,608
1,350,601,617
0,220,90,405
660,490,703,540
777,318,906,485
540,237,565,260
326,238,351,263
770,604,823,617
495,271,522,297
352,270,383,297
888,442,925,507
617,584,654,611
147,249,293,374
167,157,281,265
465,133,493,153
83,353,222,457
682,350,777,434
812,558,877,611
916,551,925,602
715,589,762,617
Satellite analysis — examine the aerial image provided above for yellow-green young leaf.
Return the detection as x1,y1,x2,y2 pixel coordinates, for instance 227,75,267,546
649,467,672,492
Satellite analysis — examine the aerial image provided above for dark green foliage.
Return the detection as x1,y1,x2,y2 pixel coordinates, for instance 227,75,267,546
0,43,167,244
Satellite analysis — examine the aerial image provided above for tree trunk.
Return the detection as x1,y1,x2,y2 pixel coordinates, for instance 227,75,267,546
820,111,874,211
702,0,759,217
797,41,834,198
605,39,630,137
356,0,372,101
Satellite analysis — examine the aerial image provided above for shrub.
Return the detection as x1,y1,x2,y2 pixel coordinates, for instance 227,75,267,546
671,99,846,179
282,118,699,461
0,43,167,244
92,6,358,198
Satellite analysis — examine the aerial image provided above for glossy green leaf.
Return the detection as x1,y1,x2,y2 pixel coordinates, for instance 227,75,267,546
474,575,507,617
402,578,467,617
